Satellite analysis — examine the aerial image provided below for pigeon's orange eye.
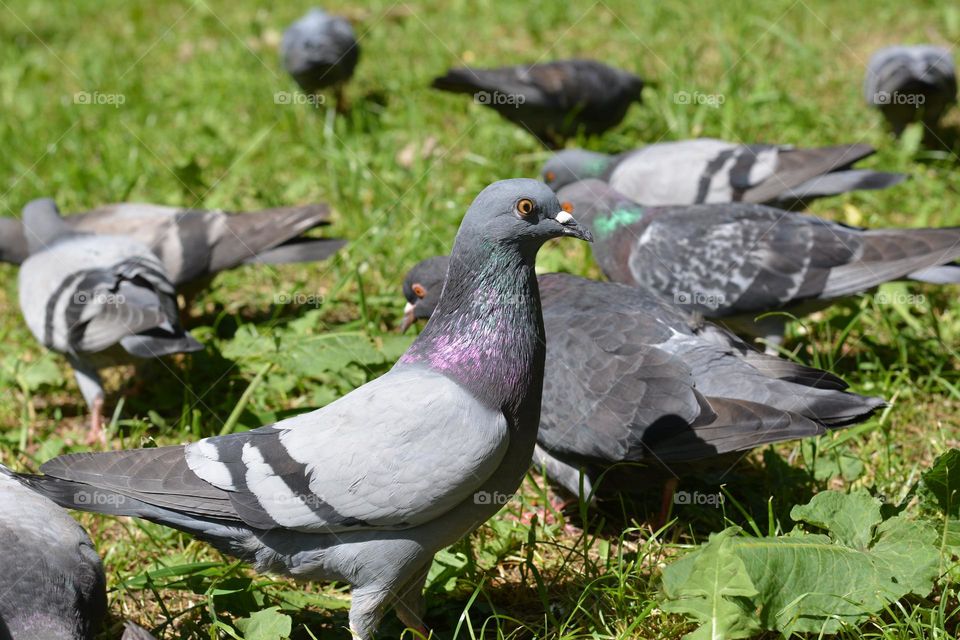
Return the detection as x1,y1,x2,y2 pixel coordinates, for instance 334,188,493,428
412,283,427,298
545,171,556,182
561,201,574,213
516,198,535,217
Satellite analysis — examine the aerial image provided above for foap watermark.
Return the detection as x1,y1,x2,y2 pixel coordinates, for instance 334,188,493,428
474,490,513,505
674,290,725,307
274,292,325,307
874,91,925,106
673,90,725,108
875,291,926,305
75,490,127,506
73,291,125,305
73,91,126,108
674,490,724,507
474,91,526,107
274,91,325,106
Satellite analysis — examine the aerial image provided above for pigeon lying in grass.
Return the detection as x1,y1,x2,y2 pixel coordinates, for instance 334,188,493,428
865,45,956,135
556,179,960,350
541,139,906,209
402,257,883,517
431,59,643,148
0,201,345,302
18,180,593,639
17,198,202,442
281,8,360,110
0,465,107,640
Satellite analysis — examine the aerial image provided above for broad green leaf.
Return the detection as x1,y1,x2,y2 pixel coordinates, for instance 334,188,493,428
427,548,469,593
790,490,882,549
920,449,960,516
661,528,761,640
234,607,292,640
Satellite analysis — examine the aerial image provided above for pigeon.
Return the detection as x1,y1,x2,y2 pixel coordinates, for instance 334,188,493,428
0,465,107,640
401,257,883,515
17,198,203,442
17,179,593,639
540,139,906,209
555,179,960,350
431,59,643,148
281,8,360,110
864,45,956,135
0,201,346,302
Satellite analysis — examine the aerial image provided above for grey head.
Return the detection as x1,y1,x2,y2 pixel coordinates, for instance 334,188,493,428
281,8,360,91
0,216,28,263
401,255,450,329
541,149,614,191
400,255,449,331
21,198,75,256
865,45,956,100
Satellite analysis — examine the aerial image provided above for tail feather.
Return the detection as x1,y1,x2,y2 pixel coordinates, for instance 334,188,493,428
242,238,347,265
781,170,907,200
212,204,332,272
908,263,960,284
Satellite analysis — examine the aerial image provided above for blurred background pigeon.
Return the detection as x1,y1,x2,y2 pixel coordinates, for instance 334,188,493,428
17,198,202,442
0,201,346,306
864,45,956,136
0,465,106,640
402,257,883,521
281,8,360,111
432,59,643,148
557,179,960,351
17,180,592,640
541,139,905,209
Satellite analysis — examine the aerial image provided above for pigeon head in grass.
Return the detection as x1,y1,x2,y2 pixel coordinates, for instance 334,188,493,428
22,179,591,640
541,149,614,191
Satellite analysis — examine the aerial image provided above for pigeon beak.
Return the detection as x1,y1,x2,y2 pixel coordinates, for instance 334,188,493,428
399,301,416,333
553,210,594,242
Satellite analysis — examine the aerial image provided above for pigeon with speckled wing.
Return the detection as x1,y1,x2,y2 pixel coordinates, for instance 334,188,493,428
18,180,592,640
432,59,643,147
557,179,960,349
0,201,345,301
0,465,106,640
541,139,905,209
282,8,359,109
17,198,202,442
865,45,956,135
401,257,882,500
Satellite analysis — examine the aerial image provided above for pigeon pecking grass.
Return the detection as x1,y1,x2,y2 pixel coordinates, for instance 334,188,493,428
402,257,883,522
864,45,956,136
0,464,107,640
0,200,346,307
557,179,960,352
16,198,203,443
281,8,360,112
541,139,905,209
432,59,643,148
17,179,592,639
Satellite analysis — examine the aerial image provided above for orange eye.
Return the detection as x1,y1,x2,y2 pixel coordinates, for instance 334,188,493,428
561,201,574,213
545,171,556,182
412,283,427,298
516,198,535,217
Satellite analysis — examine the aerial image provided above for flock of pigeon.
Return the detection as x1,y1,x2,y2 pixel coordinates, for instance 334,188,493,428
1,6,959,640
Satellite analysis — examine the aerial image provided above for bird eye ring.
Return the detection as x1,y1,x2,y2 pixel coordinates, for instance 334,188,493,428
516,198,535,217
545,171,556,182
561,201,574,213
412,283,427,298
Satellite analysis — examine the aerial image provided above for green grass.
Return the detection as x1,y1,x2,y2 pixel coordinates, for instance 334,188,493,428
1,0,960,638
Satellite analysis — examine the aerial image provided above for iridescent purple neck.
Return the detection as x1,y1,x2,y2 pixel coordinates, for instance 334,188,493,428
399,241,545,419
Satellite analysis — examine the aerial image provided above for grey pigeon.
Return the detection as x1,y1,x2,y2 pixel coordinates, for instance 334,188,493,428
0,465,106,640
556,179,960,350
17,198,203,442
402,257,883,510
0,201,346,302
17,179,593,639
281,8,360,110
541,139,905,209
864,45,956,135
431,59,643,148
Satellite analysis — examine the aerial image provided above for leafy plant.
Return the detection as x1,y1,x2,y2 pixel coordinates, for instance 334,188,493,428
661,491,940,637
